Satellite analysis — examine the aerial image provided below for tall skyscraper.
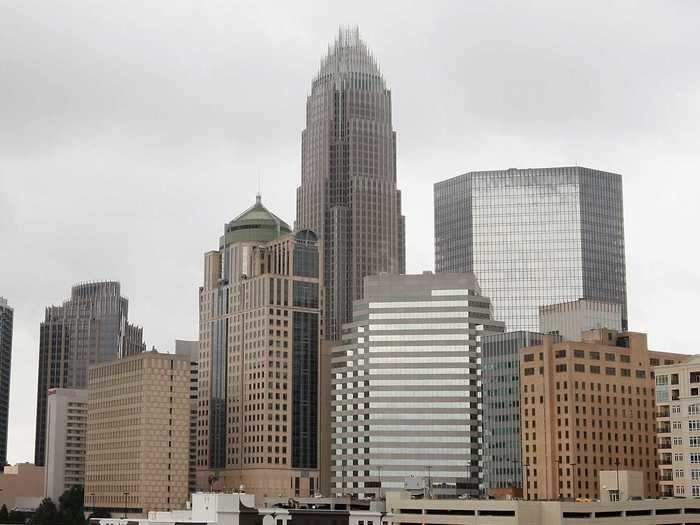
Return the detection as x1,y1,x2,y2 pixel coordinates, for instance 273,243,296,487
331,273,504,498
434,167,627,333
34,282,145,466
296,27,405,341
198,196,324,498
0,297,13,466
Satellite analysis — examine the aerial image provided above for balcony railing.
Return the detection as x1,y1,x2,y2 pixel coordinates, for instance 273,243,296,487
658,423,671,433
659,456,673,465
657,407,671,418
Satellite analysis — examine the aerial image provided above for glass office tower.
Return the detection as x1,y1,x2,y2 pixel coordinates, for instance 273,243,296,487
434,167,627,332
0,297,12,467
480,331,548,494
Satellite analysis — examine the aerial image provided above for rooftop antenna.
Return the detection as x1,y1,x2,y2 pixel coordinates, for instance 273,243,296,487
257,172,262,203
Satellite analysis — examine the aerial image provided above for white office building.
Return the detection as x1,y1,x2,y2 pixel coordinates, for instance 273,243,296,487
44,388,87,501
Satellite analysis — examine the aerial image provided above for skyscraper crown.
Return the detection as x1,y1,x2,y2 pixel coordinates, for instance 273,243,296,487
313,26,385,90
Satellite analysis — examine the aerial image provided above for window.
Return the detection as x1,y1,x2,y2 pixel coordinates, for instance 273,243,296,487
574,364,585,372
589,352,600,360
690,436,700,448
605,353,616,362
673,437,683,446
694,486,700,497
674,453,684,462
620,369,631,377
673,405,683,414
656,375,669,386
574,350,585,358
693,470,700,481
676,469,685,478
590,366,600,374
691,372,700,384
524,354,535,362
620,355,631,363
676,485,686,496
605,367,616,376
690,420,700,432
556,364,567,373
555,350,567,358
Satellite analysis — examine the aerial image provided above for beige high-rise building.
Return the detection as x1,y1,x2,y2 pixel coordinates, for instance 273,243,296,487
85,351,190,515
520,329,684,500
198,196,324,499
654,356,700,498
44,388,88,502
175,340,199,497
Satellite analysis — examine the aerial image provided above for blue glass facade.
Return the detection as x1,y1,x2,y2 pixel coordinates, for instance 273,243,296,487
435,167,627,333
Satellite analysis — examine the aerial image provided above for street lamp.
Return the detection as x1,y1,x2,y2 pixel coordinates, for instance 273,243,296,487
122,492,129,519
377,465,383,500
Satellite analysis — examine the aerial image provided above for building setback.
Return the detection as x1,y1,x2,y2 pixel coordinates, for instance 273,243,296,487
332,273,504,498
44,388,87,502
539,299,622,342
434,167,627,333
175,340,199,497
0,297,13,467
480,331,548,496
85,351,190,514
520,329,684,500
198,196,324,498
34,282,145,466
654,356,700,498
296,26,405,341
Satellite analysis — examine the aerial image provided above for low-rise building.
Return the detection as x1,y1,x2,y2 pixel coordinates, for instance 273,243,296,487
91,492,391,525
386,490,700,525
0,463,44,510
44,388,88,502
654,355,700,498
85,351,191,515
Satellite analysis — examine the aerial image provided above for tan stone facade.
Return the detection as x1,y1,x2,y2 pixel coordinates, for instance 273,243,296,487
197,200,324,499
0,464,44,510
85,351,190,515
520,329,684,500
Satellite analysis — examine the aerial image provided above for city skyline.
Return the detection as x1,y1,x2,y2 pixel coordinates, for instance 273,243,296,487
2,1,700,467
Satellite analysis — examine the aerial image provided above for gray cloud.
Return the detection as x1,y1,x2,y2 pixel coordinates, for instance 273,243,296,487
1,0,699,463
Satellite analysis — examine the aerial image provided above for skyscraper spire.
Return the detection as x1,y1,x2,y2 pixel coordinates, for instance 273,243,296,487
296,28,405,340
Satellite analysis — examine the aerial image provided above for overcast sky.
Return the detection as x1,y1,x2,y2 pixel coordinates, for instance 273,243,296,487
1,1,699,464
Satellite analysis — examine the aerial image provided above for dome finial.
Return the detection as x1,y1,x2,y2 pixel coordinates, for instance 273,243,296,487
255,193,262,205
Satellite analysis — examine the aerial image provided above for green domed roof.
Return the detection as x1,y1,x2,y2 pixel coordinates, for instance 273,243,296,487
219,195,291,247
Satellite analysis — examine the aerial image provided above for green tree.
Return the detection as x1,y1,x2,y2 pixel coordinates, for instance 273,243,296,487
58,486,84,525
7,510,28,524
0,504,9,523
31,498,61,525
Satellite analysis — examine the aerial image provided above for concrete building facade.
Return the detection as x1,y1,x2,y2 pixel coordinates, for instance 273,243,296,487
332,273,504,498
654,356,700,498
539,299,622,342
44,388,88,502
481,331,547,496
198,196,324,498
85,351,190,514
296,26,405,341
0,297,12,466
175,340,198,496
386,490,700,525
34,282,145,466
0,464,44,511
520,329,684,500
434,167,627,333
